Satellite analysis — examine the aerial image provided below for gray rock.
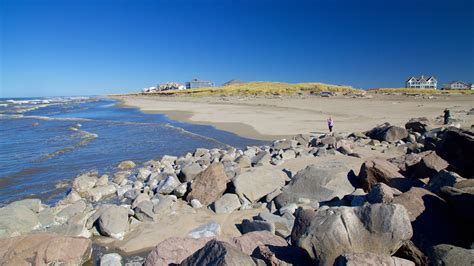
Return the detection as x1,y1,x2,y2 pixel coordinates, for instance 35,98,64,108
131,193,149,209
252,151,272,166
428,244,474,266
241,219,275,234
113,171,130,185
194,148,210,158
334,252,415,266
405,117,432,134
272,139,295,150
275,162,355,208
235,155,252,168
180,240,255,266
188,222,221,238
366,123,408,143
296,203,413,266
57,200,87,222
156,175,180,194
190,199,203,209
134,201,155,222
257,210,294,238
367,183,402,204
0,205,40,238
137,168,152,181
212,193,241,214
173,182,188,197
294,134,311,147
100,253,123,266
38,208,56,228
98,205,129,239
233,168,287,203
89,185,117,201
72,172,97,193
96,174,109,187
179,163,203,182
8,199,43,213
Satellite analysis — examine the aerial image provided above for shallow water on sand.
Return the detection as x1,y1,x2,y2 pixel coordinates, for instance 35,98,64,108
0,96,265,205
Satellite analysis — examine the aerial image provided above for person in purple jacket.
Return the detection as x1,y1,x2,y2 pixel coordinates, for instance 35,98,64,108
327,117,334,133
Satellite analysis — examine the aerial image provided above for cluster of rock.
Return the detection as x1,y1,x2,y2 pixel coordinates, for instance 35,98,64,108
0,117,473,265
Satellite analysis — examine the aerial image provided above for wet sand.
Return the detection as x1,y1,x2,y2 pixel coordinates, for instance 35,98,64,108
114,94,474,140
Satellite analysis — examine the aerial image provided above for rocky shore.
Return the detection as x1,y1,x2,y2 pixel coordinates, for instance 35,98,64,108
1,117,473,265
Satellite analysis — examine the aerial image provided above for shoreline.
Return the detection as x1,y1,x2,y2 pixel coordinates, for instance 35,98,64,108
112,93,474,141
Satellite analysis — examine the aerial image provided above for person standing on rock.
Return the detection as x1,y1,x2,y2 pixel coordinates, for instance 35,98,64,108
443,109,450,125
327,117,334,133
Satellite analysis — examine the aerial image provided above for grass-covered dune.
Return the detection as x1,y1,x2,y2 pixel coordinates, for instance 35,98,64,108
151,81,362,96
368,88,474,94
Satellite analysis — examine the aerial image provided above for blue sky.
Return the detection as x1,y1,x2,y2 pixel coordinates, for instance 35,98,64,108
1,0,473,97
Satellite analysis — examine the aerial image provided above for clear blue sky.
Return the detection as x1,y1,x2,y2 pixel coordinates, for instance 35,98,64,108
1,0,473,97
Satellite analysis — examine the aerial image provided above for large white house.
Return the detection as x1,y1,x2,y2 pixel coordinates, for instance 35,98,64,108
406,76,437,89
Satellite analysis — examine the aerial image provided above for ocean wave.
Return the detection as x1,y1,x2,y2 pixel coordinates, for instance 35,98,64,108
38,128,98,161
0,113,92,122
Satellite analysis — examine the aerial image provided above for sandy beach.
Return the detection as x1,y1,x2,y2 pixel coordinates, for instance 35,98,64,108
115,94,474,140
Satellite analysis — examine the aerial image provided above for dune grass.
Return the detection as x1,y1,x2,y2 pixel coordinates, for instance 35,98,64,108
149,81,362,96
368,88,474,94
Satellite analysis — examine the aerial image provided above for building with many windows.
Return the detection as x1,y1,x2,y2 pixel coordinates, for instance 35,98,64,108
185,79,214,89
406,76,437,89
442,81,473,90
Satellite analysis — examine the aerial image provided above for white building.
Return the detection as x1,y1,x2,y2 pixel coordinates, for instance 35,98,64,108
406,76,437,89
443,81,473,90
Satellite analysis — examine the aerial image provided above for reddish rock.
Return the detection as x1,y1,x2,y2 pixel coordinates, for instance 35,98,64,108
232,231,287,255
0,234,92,266
180,240,255,266
407,151,449,179
358,158,405,191
186,163,228,206
145,237,212,266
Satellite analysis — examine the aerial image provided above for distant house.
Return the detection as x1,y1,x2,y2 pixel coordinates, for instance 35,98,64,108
443,81,473,90
185,79,214,89
406,76,437,89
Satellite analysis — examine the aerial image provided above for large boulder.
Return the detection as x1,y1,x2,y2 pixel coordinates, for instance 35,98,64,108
425,170,465,194
186,163,228,206
436,128,474,178
392,187,469,252
366,123,408,143
275,162,355,208
428,244,474,266
0,205,40,238
296,203,413,266
406,151,449,179
180,240,256,266
0,233,92,265
98,205,129,240
233,168,287,203
439,186,474,225
291,208,317,244
405,117,432,134
334,252,414,266
358,158,406,192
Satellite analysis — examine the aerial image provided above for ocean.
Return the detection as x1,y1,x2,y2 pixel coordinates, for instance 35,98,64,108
0,96,265,205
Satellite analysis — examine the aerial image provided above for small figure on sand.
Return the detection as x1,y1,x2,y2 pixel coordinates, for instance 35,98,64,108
443,109,450,125
327,117,334,133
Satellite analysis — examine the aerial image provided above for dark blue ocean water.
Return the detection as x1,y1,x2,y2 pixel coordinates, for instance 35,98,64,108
0,97,265,205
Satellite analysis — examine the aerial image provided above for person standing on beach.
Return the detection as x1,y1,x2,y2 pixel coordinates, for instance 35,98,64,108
443,109,450,125
327,117,334,133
